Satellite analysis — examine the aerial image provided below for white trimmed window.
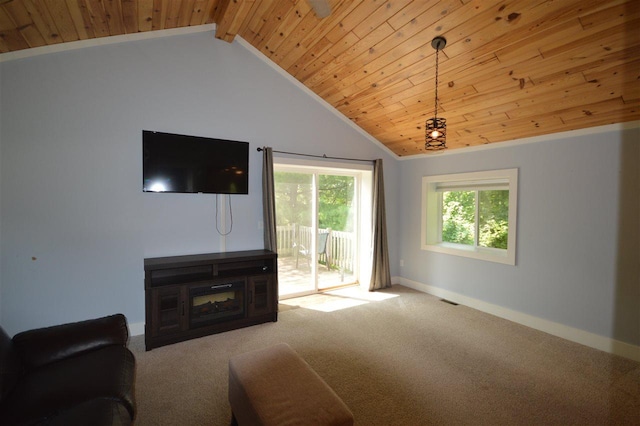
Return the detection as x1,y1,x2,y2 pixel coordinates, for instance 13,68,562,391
422,169,518,265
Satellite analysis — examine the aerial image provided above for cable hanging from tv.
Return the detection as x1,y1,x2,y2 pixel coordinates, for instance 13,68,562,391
215,194,233,236
257,147,374,163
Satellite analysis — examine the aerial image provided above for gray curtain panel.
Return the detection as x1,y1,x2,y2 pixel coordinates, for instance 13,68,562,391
262,147,278,252
369,159,392,291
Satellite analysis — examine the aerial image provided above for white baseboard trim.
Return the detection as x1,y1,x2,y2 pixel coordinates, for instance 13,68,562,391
395,277,640,362
129,322,145,337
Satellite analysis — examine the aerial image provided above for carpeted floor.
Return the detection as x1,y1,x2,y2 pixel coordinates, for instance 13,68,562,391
129,285,640,425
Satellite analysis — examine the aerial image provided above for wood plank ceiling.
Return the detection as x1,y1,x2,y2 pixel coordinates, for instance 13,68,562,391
1,0,638,156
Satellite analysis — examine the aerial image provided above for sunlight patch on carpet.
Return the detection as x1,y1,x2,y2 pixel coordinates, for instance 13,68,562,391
328,287,399,301
280,287,399,312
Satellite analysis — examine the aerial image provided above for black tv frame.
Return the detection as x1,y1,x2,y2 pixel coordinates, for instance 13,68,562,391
143,130,249,195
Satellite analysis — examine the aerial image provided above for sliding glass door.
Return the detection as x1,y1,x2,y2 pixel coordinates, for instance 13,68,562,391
275,164,359,298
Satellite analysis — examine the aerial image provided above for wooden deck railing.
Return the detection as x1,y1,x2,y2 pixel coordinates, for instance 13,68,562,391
276,224,355,273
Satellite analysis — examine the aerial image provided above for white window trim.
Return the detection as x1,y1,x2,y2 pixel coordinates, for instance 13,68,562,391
422,168,518,265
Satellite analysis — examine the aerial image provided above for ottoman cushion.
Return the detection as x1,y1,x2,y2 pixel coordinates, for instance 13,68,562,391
229,343,354,426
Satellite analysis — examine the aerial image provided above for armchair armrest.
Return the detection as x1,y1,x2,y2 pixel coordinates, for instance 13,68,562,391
12,314,129,370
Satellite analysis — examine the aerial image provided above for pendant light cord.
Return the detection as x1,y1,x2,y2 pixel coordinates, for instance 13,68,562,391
434,45,440,120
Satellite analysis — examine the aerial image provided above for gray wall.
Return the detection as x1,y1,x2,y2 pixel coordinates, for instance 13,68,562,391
0,31,399,335
399,127,640,346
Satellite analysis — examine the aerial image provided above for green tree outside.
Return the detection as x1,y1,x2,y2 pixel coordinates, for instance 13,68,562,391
274,172,312,227
274,172,355,232
442,189,509,249
442,190,475,245
478,190,509,249
318,174,354,232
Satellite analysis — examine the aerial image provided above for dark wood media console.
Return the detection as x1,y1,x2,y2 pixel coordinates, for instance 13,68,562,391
144,250,278,350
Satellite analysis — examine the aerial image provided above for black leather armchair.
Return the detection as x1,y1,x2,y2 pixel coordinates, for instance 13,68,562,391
0,314,136,425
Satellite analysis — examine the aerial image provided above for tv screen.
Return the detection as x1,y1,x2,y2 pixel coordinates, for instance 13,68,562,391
143,130,249,194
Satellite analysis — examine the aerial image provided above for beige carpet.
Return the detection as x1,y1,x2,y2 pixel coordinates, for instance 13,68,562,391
129,285,640,425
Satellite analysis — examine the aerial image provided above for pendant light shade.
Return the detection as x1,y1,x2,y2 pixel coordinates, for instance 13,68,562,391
425,36,447,151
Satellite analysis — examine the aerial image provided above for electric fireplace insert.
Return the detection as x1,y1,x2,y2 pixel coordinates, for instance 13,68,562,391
189,280,245,328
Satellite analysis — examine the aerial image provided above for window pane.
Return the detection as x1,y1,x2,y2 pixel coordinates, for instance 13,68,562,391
478,190,509,249
442,190,475,246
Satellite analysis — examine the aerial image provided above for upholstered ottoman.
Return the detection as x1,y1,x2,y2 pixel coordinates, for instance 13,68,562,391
228,343,354,425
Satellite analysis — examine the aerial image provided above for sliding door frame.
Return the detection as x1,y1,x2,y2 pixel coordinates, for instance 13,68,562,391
274,157,373,299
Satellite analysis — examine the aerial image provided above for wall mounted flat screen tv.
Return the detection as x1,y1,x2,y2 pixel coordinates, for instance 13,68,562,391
143,130,249,194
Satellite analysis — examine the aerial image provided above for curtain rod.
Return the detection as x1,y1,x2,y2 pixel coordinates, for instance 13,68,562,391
257,147,374,163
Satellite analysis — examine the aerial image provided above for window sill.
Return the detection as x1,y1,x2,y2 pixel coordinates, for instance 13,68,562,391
422,242,515,265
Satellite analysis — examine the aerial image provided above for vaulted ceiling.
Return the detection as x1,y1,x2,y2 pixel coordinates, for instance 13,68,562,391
1,0,638,156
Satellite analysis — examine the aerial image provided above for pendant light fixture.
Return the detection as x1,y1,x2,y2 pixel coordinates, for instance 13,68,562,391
425,36,447,150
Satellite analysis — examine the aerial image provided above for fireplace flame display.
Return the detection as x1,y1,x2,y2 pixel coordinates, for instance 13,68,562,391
193,292,241,315
190,281,245,327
